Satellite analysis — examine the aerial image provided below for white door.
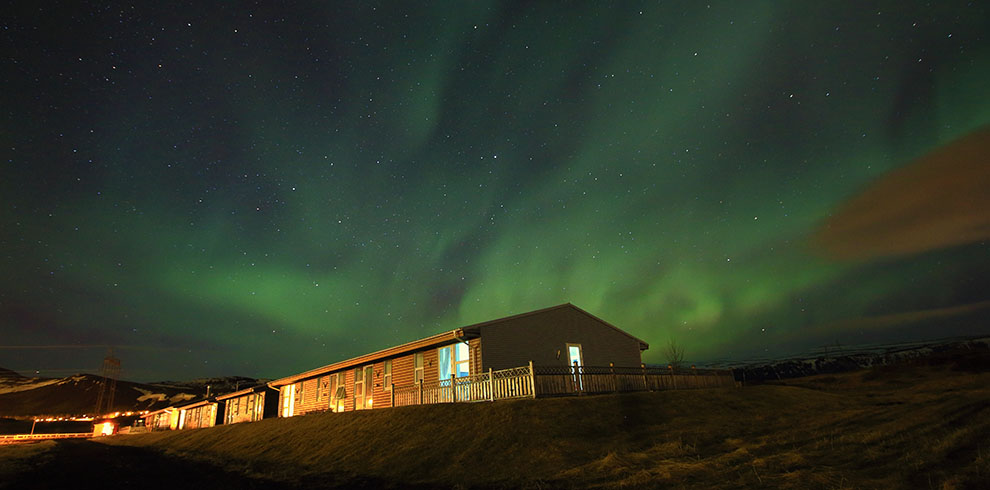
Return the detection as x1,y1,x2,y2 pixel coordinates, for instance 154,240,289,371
567,343,584,391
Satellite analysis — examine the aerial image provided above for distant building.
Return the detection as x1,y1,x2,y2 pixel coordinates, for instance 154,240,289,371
143,406,179,431
216,384,279,424
269,303,649,416
177,398,224,430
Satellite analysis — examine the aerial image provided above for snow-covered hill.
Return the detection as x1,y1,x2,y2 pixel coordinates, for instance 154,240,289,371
0,369,229,417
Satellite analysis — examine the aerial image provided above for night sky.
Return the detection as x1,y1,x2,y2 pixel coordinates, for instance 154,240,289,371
3,2,988,382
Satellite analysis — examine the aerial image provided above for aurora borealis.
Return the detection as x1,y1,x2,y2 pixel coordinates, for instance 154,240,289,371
3,2,988,381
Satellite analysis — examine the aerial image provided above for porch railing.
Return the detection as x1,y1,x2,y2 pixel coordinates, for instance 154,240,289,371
392,365,533,407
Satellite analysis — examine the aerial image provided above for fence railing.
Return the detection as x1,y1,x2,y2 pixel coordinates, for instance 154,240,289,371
532,365,735,396
0,433,92,445
391,363,731,407
392,365,533,407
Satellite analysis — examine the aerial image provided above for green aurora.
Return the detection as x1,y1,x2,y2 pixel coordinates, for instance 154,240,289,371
2,2,988,380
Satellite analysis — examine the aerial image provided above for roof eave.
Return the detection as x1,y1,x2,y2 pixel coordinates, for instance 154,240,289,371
270,328,469,387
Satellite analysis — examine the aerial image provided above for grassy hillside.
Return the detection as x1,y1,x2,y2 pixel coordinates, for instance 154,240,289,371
88,362,990,489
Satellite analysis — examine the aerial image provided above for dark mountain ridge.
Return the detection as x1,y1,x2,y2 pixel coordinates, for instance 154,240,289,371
0,369,261,418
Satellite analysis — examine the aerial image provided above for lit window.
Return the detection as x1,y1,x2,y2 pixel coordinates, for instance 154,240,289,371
438,346,451,380
455,342,470,378
383,360,392,390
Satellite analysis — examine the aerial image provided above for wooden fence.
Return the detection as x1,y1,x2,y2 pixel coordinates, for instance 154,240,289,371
532,364,735,396
392,365,533,407
391,363,731,407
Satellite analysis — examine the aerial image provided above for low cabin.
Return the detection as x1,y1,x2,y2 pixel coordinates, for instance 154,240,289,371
216,384,279,424
177,398,224,430
270,303,648,416
143,406,179,431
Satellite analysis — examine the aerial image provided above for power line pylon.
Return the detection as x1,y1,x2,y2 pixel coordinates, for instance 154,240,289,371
94,347,121,416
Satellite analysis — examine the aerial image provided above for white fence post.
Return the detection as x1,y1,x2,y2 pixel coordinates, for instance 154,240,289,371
528,360,536,398
488,368,494,402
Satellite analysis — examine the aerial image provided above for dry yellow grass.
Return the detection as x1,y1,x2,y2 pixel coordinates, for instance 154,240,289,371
69,363,990,488
0,440,55,482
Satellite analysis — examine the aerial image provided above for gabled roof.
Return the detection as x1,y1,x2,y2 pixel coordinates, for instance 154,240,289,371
179,398,219,410
215,383,275,401
461,303,650,351
143,406,178,418
270,303,647,387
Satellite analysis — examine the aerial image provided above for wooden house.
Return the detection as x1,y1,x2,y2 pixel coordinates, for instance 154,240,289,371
177,398,224,430
270,303,649,416
143,406,179,431
216,384,279,424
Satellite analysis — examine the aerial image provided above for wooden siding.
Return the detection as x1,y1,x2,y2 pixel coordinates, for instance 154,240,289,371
181,402,221,429
470,338,483,375
424,347,439,384
294,376,329,415
393,352,415,387
223,392,269,424
371,360,390,409
477,306,643,370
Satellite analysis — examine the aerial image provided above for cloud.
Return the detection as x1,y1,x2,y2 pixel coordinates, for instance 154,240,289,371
811,127,990,261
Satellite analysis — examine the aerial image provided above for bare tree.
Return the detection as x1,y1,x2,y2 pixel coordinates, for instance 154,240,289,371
664,338,685,370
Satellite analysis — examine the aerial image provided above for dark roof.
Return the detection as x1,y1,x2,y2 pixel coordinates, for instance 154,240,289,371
179,398,220,410
215,383,276,401
461,303,650,350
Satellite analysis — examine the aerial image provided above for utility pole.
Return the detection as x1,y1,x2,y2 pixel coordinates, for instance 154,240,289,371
94,347,121,416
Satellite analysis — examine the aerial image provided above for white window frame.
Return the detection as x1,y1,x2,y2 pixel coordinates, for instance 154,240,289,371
383,360,392,391
281,384,296,417
330,372,346,412
354,367,365,410
414,352,424,384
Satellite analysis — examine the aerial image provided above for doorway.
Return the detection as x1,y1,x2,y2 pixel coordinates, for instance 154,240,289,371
566,343,583,391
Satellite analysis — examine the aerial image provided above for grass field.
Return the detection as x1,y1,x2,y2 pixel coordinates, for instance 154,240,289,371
3,358,988,489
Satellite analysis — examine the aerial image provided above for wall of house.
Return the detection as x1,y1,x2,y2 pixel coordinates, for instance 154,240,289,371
274,335,487,414
182,403,220,429
371,360,389,409
291,376,330,416
478,306,643,370
470,338,483,374
383,340,484,394
146,412,172,431
393,352,415,387
224,392,270,424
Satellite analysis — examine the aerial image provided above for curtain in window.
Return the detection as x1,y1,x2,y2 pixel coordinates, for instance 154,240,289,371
438,346,451,380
